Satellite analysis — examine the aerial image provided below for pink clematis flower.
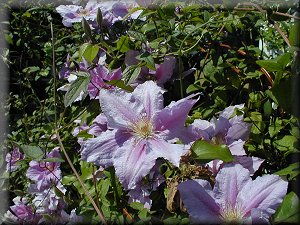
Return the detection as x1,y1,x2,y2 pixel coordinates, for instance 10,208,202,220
186,104,263,175
58,56,122,100
56,0,138,28
125,50,176,86
56,1,102,27
4,196,41,225
178,163,288,224
26,148,61,191
5,146,24,172
88,66,122,99
81,81,198,189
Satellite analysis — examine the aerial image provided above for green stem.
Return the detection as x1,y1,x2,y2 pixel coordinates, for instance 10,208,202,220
109,167,122,210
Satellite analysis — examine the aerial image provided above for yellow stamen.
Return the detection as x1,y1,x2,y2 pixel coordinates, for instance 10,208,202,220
130,116,153,139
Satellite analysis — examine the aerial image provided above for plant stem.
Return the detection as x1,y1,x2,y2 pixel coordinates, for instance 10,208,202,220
49,17,57,129
56,131,107,225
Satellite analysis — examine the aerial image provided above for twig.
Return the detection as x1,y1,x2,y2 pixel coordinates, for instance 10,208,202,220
56,131,107,224
234,7,300,20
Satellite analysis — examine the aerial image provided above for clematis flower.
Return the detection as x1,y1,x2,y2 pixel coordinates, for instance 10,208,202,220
81,81,198,189
29,183,66,213
178,163,288,224
58,56,122,100
4,196,41,225
87,66,122,99
26,148,61,191
56,1,102,27
5,146,24,172
56,0,138,28
186,104,263,175
125,50,176,86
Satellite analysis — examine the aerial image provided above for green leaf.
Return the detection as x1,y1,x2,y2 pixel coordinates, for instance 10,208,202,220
127,67,142,85
83,44,99,63
141,22,156,34
23,66,40,74
270,77,295,114
277,53,292,68
191,140,234,162
245,112,265,134
163,217,180,225
127,31,146,42
263,100,272,117
274,135,298,152
116,36,130,53
203,10,211,22
53,186,65,198
4,33,13,45
21,145,44,160
186,83,201,94
106,79,133,92
62,175,76,185
275,163,300,180
289,22,300,47
130,202,145,211
64,72,90,107
138,208,149,219
100,178,110,198
268,118,283,137
136,52,155,70
78,43,90,60
256,59,283,72
272,192,300,224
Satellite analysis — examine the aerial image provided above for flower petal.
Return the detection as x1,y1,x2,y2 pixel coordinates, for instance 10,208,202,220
250,208,271,224
219,104,244,119
238,173,288,217
112,2,128,18
189,119,215,140
113,139,157,189
226,120,251,143
228,140,246,156
234,156,264,175
88,113,108,136
178,180,221,224
213,164,251,210
148,138,185,167
99,87,144,129
206,159,223,176
155,56,176,85
80,130,130,167
56,5,82,16
154,93,199,139
133,81,165,119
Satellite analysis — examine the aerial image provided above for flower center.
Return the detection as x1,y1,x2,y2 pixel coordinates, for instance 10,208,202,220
130,116,154,139
220,204,244,224
211,133,225,145
80,9,90,16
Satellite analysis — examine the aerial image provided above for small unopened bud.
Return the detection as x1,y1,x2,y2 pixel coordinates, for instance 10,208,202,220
96,8,103,27
81,17,93,41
